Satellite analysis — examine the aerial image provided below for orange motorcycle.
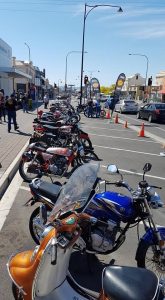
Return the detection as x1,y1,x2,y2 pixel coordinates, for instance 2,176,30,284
7,163,164,300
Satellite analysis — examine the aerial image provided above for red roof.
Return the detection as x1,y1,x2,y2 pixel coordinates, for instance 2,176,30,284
158,89,165,94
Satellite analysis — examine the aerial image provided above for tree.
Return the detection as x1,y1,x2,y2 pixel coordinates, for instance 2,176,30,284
100,84,115,95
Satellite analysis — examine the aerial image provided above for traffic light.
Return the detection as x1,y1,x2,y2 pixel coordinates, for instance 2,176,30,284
148,76,152,86
54,83,57,88
84,75,88,85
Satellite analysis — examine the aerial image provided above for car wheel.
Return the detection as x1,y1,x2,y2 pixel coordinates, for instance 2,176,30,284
137,112,141,119
148,114,153,123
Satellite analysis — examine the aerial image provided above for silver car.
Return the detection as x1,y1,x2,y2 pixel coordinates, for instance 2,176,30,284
115,99,138,113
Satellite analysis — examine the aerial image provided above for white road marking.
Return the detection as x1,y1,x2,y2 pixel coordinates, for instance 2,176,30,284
89,133,158,143
101,164,165,181
93,144,160,157
0,171,23,231
120,115,165,132
82,125,127,131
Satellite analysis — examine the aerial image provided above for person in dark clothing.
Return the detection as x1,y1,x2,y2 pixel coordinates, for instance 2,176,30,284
22,93,28,113
87,99,93,117
5,94,19,133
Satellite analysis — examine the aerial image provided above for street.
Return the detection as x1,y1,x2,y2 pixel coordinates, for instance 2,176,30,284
0,102,165,299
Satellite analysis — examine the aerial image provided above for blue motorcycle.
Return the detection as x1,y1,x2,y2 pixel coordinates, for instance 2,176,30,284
83,163,165,282
27,162,165,282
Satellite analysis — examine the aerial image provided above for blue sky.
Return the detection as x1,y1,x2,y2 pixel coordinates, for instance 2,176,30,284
1,0,165,87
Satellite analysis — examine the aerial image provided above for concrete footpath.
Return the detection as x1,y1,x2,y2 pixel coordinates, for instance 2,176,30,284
0,101,44,199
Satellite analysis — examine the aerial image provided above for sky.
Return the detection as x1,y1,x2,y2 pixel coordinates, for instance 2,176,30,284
1,0,165,87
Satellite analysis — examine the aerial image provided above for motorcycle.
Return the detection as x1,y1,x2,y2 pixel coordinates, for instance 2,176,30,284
7,163,165,300
30,123,94,151
19,136,99,182
27,162,165,282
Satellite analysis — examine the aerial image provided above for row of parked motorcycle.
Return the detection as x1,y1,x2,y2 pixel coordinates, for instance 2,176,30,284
7,101,165,299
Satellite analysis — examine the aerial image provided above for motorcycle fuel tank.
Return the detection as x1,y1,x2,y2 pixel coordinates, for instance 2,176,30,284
86,191,134,223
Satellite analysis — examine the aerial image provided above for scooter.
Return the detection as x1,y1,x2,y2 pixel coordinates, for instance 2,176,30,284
7,163,164,300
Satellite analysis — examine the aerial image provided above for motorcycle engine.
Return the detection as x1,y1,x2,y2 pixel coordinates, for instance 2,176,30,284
49,156,68,176
90,219,118,253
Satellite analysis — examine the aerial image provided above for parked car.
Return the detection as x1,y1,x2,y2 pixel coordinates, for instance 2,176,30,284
115,99,138,113
137,102,165,123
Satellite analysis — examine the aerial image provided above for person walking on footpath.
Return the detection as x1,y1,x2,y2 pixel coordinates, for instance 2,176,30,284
44,93,49,109
5,94,19,133
22,93,28,113
0,91,4,123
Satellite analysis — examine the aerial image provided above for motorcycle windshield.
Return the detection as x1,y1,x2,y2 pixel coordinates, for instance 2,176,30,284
48,163,99,222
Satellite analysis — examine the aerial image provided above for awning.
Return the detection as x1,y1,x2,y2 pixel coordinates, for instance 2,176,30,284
0,67,32,79
158,89,165,94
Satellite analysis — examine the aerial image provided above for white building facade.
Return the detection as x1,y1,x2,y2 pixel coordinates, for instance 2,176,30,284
0,38,13,95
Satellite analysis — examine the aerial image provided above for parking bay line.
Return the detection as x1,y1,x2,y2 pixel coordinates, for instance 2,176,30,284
93,144,161,157
89,133,158,144
101,164,165,181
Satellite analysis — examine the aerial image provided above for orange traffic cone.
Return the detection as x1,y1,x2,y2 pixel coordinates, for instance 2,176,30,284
138,122,145,137
114,113,119,124
123,120,128,128
106,109,111,119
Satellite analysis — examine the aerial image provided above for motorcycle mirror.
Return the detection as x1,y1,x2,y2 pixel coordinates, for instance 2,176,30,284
107,164,118,174
143,163,152,173
39,204,47,225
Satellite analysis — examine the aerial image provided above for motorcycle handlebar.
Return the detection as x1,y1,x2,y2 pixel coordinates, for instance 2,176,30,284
150,185,162,189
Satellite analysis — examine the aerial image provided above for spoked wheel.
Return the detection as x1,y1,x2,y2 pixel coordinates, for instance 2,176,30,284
12,283,24,300
137,242,165,285
80,138,93,151
81,150,100,163
29,206,53,244
100,109,106,118
19,159,42,182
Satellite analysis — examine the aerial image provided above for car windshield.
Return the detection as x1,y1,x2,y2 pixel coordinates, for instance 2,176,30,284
155,104,165,109
48,163,100,222
124,101,135,104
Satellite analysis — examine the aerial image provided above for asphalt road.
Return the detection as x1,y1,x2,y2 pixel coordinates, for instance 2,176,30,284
0,100,165,299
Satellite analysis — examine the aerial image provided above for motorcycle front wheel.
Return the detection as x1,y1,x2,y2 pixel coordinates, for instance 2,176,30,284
81,150,100,163
29,207,45,244
19,159,42,183
137,241,165,283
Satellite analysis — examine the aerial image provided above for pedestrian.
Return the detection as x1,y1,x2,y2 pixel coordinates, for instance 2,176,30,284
95,99,101,118
0,91,4,123
5,94,19,133
22,93,28,113
44,93,49,109
87,98,93,118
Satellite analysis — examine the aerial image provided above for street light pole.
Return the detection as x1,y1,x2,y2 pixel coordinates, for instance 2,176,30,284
80,3,123,105
65,51,86,92
24,42,31,63
129,53,149,92
24,42,31,96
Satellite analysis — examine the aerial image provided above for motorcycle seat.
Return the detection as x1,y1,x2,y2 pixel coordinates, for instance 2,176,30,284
40,121,57,126
42,125,60,132
30,179,62,203
103,266,158,300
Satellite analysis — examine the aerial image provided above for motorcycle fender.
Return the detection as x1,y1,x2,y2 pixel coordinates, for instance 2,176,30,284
22,152,34,162
135,226,165,261
24,197,36,206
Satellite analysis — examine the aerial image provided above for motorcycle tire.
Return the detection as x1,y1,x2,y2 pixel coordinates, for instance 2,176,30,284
29,206,51,244
84,108,89,117
81,137,93,150
81,150,100,163
19,159,42,183
136,240,165,282
100,109,106,118
12,283,24,300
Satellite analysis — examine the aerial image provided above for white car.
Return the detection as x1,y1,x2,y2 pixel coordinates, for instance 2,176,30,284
115,99,138,113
